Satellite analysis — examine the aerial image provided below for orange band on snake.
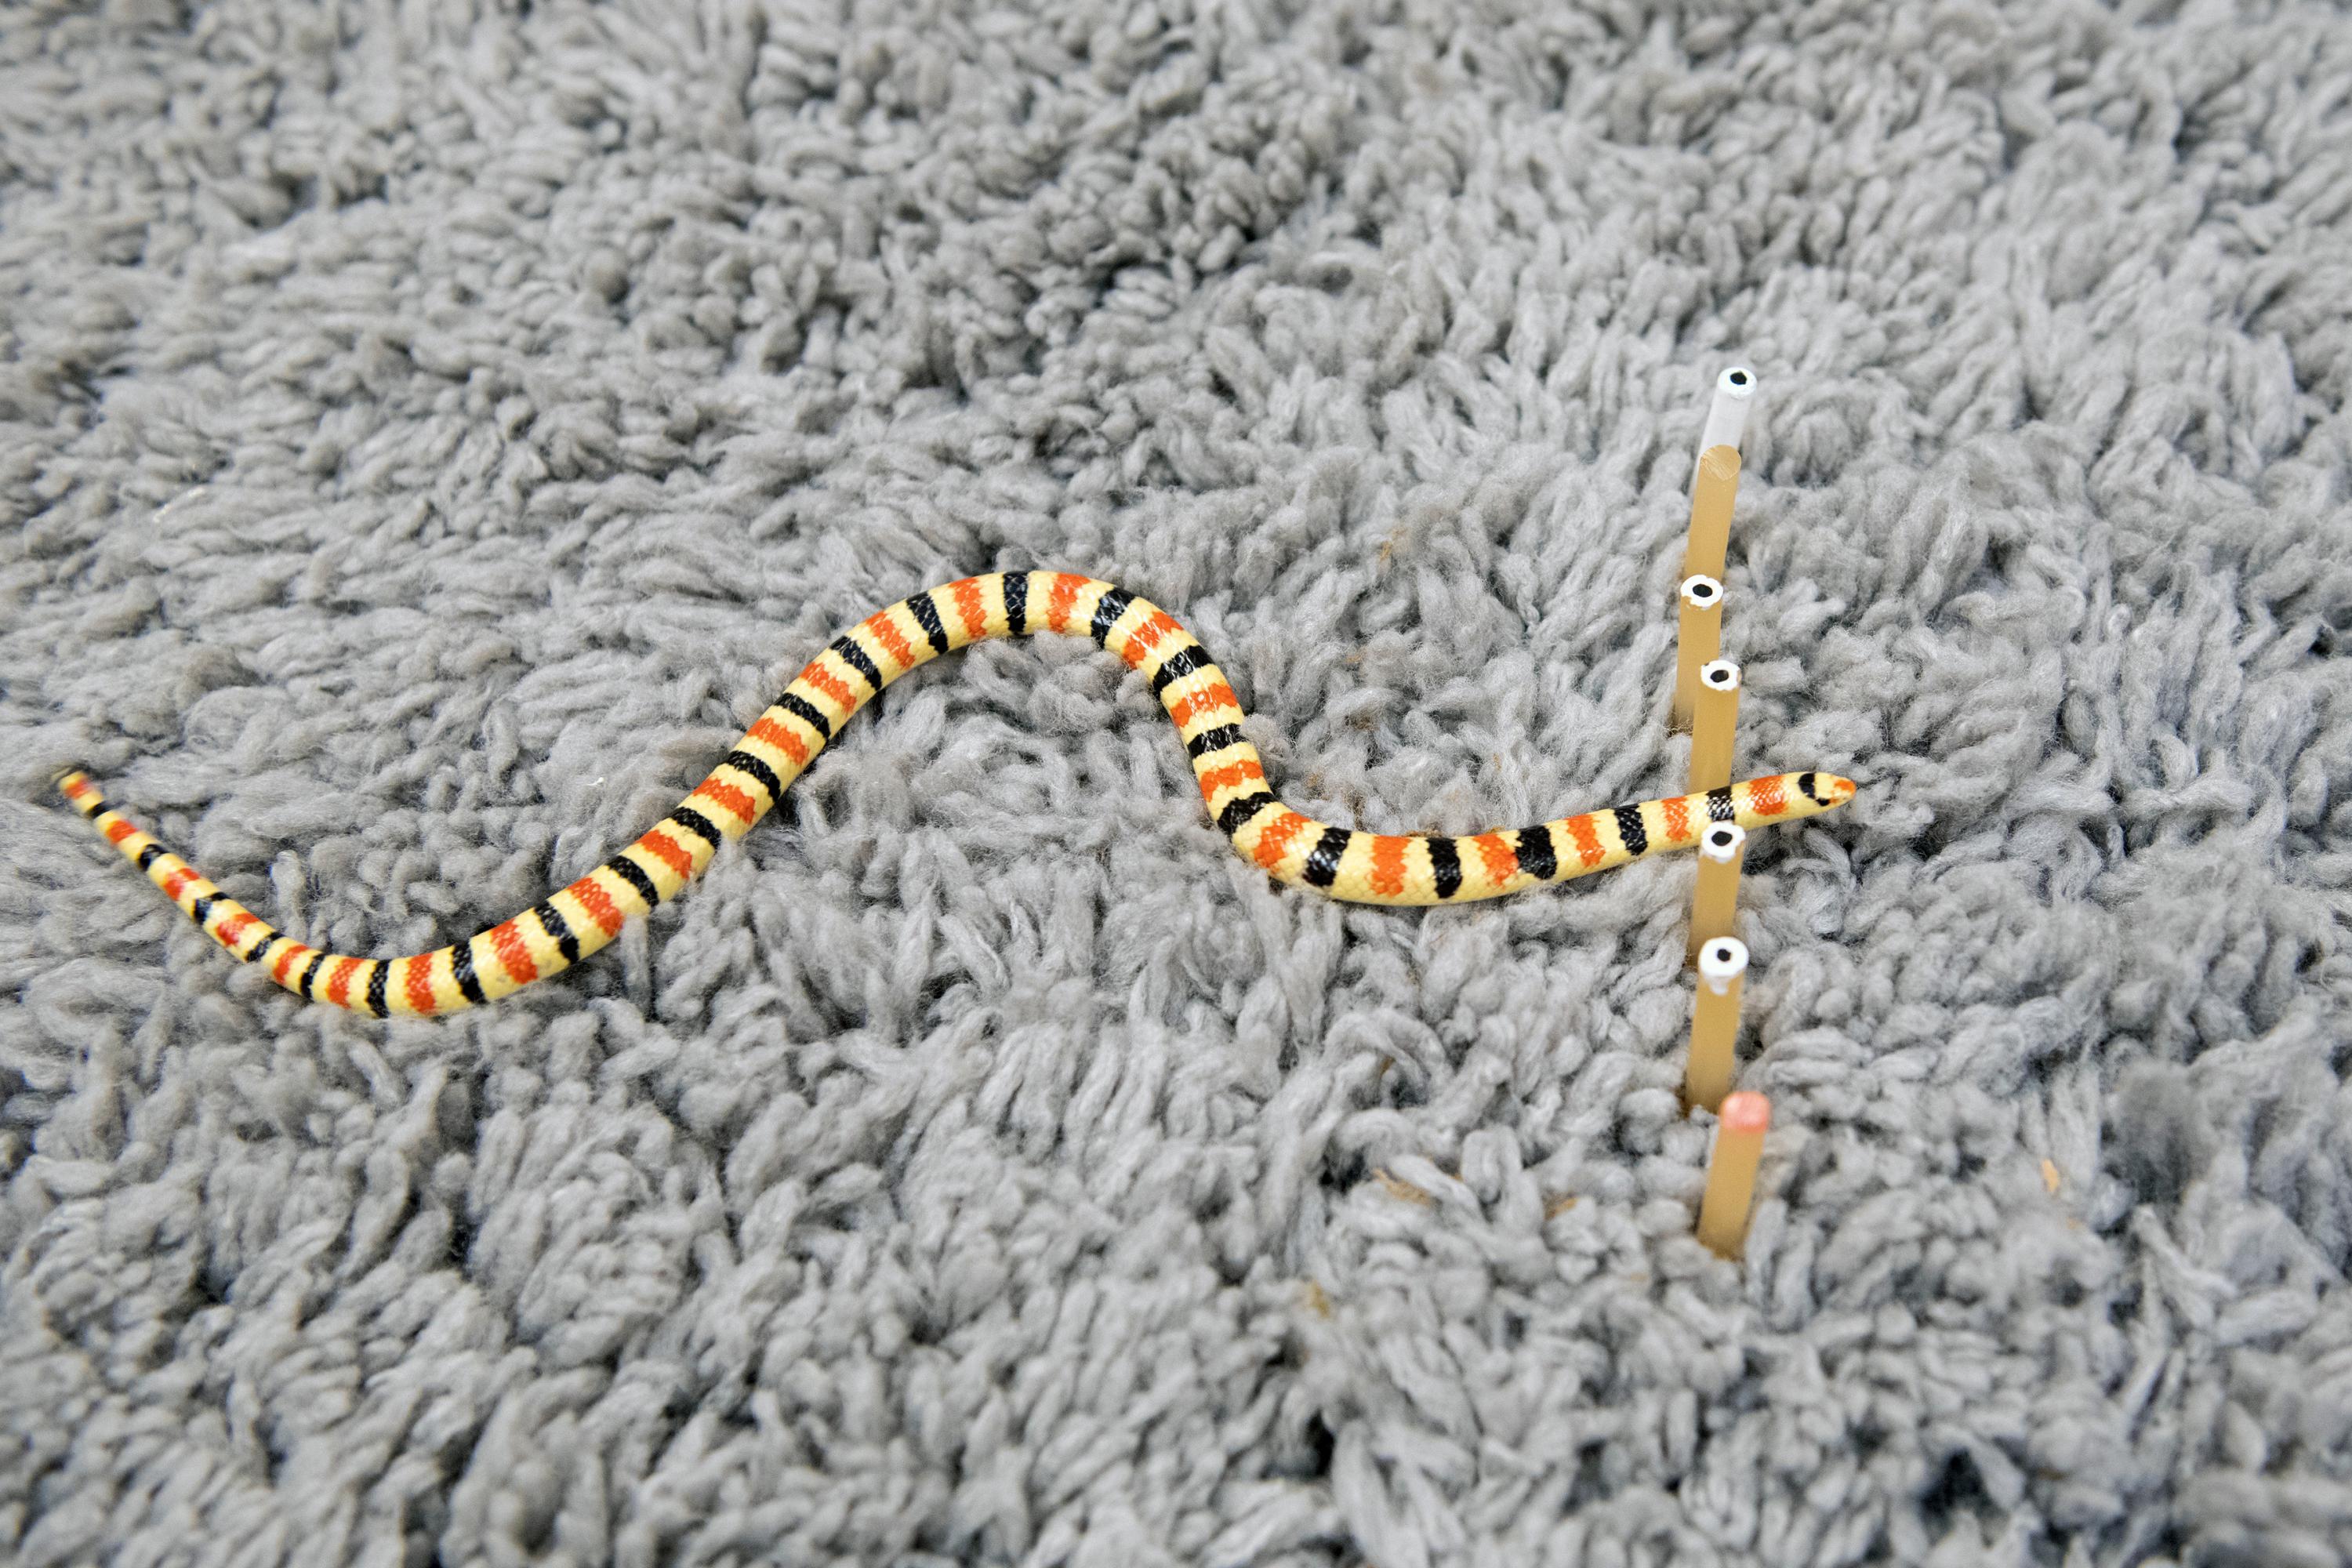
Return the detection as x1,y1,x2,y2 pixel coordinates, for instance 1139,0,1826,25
55,572,1857,1017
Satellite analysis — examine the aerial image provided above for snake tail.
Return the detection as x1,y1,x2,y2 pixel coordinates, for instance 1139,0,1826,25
56,572,1856,1016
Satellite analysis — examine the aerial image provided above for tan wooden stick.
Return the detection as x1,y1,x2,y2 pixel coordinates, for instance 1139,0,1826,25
1697,1091,1769,1258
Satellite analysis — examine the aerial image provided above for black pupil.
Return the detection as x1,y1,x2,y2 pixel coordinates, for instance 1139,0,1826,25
1715,946,1732,961
1730,372,1748,385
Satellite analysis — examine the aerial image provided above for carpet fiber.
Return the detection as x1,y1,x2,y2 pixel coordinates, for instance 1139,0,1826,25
7,2,2352,1563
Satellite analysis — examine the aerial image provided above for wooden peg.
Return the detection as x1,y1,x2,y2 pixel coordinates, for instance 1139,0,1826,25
1697,1091,1769,1258
1682,935,1749,1113
1671,575,1723,732
1686,822,1746,965
1681,447,1742,583
1688,659,1741,794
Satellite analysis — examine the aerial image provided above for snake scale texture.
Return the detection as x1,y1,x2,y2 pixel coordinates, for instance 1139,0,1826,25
57,572,1856,1017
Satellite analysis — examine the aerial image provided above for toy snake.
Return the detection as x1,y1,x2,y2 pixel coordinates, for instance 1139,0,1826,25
56,572,1855,1017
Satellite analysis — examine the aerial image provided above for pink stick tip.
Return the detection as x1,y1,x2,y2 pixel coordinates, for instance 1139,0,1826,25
1720,1091,1771,1135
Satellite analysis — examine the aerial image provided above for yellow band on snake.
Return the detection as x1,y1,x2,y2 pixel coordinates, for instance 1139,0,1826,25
56,572,1856,1017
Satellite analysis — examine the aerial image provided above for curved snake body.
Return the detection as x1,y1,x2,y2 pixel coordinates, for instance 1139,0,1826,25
58,572,1855,1016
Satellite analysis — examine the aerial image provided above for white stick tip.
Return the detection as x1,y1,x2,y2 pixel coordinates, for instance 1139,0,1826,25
1699,937,1750,989
1680,575,1723,609
1700,659,1742,693
1698,367,1756,464
1699,822,1747,863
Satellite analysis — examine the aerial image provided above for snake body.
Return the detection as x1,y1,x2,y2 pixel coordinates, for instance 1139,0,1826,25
57,572,1855,1017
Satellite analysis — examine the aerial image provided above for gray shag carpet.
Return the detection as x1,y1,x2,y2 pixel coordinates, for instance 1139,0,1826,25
6,2,2352,1564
